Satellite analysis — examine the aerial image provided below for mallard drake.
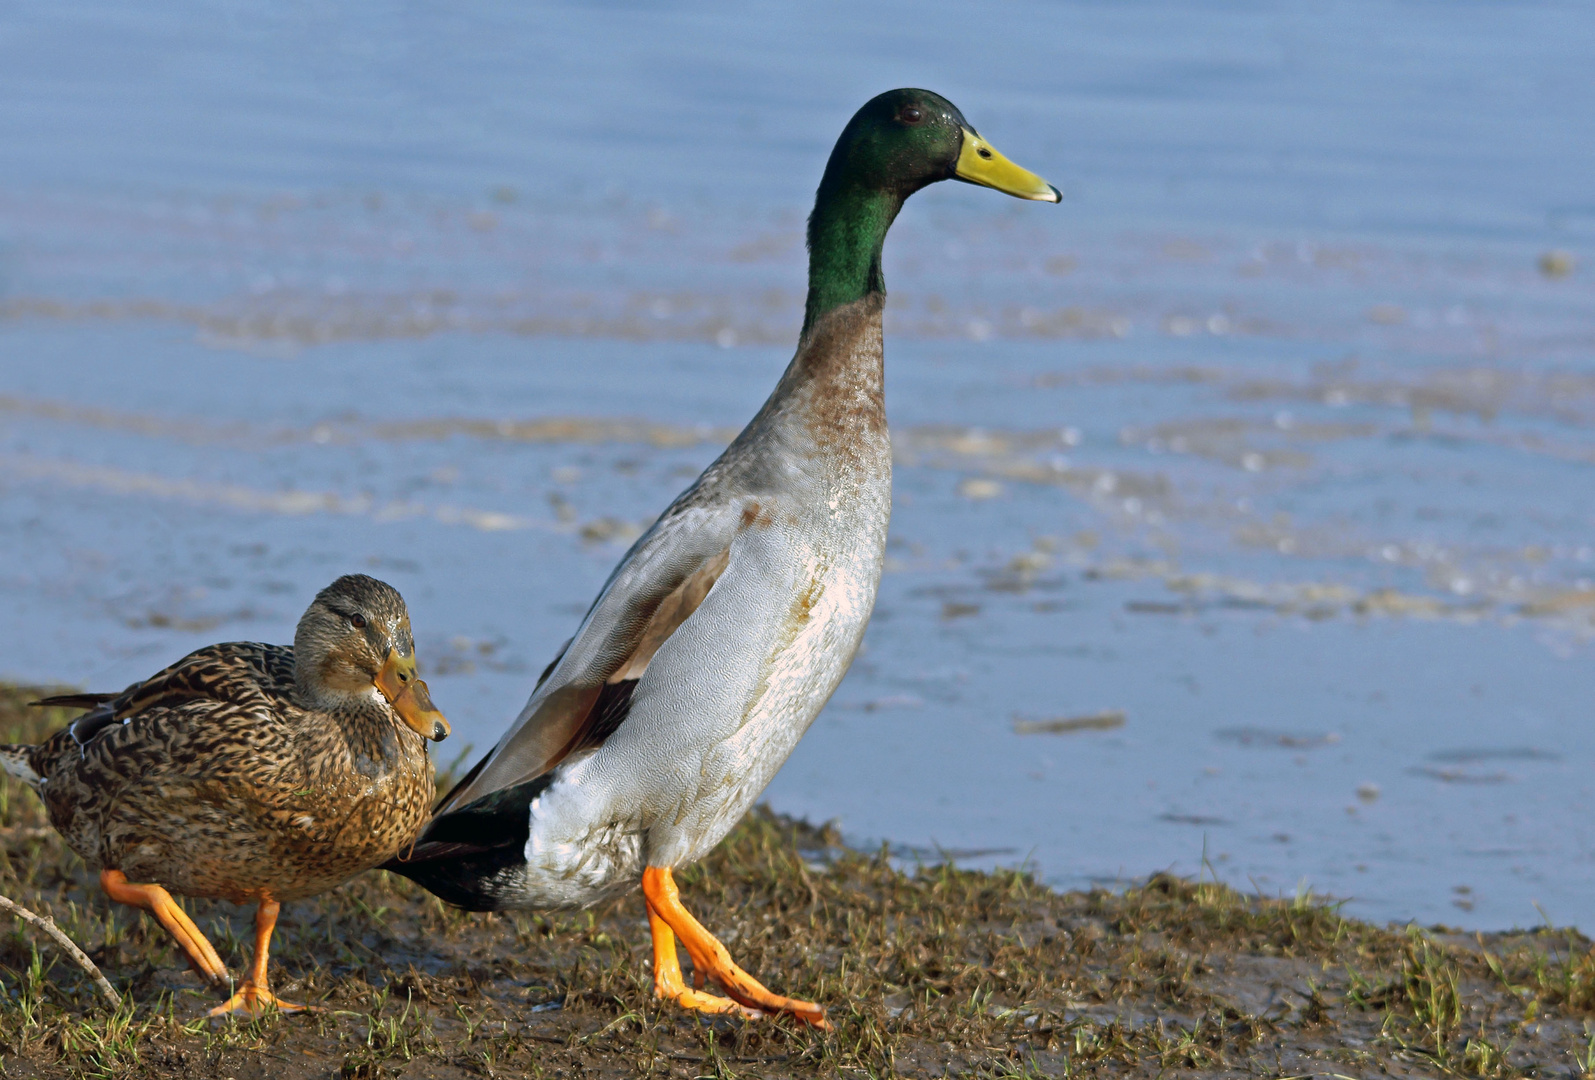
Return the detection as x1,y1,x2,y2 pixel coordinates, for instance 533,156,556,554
385,89,1058,1027
0,574,450,1016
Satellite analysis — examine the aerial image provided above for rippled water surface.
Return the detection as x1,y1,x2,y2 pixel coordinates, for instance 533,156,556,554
1,1,1592,931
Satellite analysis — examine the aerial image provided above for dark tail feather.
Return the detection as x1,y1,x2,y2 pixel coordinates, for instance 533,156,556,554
380,775,549,911
31,693,115,712
32,696,123,748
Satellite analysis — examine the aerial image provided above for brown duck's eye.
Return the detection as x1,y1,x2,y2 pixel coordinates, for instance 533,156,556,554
349,613,367,629
900,106,923,124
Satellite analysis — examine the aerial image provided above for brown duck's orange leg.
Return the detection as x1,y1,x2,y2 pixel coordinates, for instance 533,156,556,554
642,866,829,1029
208,899,316,1018
100,870,228,987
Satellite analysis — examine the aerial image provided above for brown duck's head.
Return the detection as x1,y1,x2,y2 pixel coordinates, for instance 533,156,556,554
294,574,451,742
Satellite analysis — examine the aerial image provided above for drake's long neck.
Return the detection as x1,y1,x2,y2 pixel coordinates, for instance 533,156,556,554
801,180,903,338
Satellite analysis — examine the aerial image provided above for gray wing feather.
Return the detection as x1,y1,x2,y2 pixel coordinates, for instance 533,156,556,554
439,500,744,810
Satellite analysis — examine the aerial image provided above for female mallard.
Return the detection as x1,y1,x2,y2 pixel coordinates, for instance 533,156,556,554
386,89,1058,1027
0,574,450,1016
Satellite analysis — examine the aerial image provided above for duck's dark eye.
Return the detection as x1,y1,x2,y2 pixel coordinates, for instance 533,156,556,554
900,106,923,125
349,613,367,629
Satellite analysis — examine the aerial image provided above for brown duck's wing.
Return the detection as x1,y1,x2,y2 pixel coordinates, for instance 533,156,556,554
48,642,292,750
436,498,743,814
113,642,290,715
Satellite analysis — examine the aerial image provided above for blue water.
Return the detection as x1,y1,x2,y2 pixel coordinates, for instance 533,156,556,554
0,0,1592,931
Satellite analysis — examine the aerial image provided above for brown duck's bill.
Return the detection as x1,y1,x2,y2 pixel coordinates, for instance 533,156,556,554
954,128,1061,203
375,649,451,741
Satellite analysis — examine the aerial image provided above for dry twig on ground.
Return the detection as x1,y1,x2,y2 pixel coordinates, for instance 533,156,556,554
0,891,121,1009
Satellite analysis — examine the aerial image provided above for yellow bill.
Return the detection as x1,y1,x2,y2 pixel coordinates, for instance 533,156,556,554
375,649,451,741
955,129,1061,203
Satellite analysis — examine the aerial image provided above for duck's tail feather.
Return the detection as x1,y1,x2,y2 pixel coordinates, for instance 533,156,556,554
381,774,550,911
31,692,115,712
0,745,42,788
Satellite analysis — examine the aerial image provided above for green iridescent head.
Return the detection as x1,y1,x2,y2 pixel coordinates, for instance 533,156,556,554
817,88,1060,204
803,89,1059,334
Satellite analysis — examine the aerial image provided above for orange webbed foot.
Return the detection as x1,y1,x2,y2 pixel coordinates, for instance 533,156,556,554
646,903,765,1020
205,897,319,1018
643,866,829,1029
208,983,317,1019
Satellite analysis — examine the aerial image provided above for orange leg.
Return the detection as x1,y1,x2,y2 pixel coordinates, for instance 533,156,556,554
642,866,829,1029
208,898,315,1018
647,899,761,1019
100,870,228,987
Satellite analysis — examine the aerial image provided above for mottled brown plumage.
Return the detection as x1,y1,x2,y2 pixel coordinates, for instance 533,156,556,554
0,574,449,1015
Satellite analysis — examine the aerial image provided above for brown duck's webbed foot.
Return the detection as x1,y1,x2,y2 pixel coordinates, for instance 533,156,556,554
207,898,318,1018
642,866,829,1029
209,983,314,1018
100,869,228,987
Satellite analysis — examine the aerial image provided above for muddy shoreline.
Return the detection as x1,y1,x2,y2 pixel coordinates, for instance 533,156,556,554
0,685,1590,1078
